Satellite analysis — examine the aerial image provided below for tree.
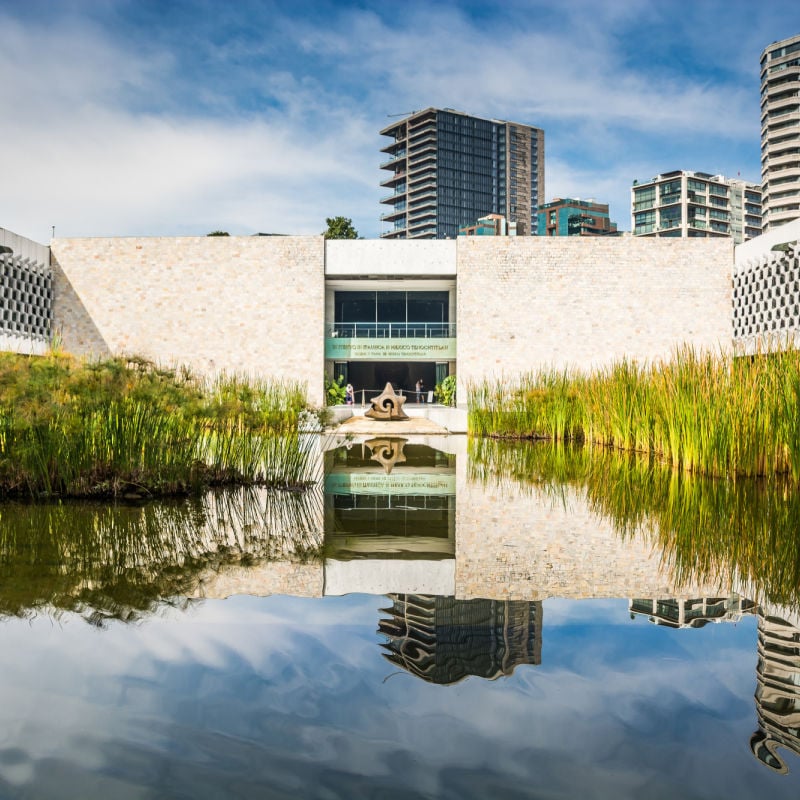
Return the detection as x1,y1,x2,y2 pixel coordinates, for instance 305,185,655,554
207,230,230,236
323,216,359,239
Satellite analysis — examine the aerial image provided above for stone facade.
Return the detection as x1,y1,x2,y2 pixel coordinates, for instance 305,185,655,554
456,236,733,392
51,235,325,403
325,239,456,277
20,233,740,405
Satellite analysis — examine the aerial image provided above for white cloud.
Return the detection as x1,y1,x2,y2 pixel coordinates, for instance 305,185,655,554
0,2,773,240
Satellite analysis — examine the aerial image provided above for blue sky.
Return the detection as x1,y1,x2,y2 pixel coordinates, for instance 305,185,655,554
2,0,798,242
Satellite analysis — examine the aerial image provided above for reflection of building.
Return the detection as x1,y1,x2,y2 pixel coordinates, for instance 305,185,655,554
378,594,542,684
629,596,757,628
323,441,456,559
751,613,800,773
380,108,544,239
631,171,762,243
537,197,618,237
631,597,800,773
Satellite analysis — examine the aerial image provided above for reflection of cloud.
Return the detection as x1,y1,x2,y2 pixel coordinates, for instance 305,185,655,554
0,594,780,797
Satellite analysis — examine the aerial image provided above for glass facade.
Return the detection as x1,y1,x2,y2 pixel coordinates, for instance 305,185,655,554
333,291,451,338
436,112,504,238
380,109,542,239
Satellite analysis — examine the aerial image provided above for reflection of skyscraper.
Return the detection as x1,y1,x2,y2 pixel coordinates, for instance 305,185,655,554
378,594,542,685
751,614,800,774
628,596,757,628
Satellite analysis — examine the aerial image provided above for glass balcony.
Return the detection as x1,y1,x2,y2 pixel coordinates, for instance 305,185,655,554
327,322,456,339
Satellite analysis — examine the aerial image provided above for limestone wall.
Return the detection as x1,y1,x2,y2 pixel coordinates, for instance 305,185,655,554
456,236,733,391
51,235,325,403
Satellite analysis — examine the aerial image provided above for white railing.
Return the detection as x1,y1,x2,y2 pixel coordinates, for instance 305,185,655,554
327,322,455,339
348,387,437,407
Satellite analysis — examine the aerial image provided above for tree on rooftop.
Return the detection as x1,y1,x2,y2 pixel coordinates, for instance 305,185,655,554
323,217,359,239
207,230,230,236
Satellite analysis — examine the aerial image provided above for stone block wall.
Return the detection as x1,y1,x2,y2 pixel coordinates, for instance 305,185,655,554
456,237,733,390
51,236,325,403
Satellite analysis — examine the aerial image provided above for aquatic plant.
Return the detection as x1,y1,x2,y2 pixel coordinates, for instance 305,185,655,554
0,353,313,498
467,345,800,481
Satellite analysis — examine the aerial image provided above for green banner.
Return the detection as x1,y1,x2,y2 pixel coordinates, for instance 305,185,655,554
325,472,456,496
325,337,456,360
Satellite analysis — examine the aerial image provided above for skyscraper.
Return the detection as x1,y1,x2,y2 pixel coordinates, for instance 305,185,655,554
760,33,800,232
379,108,544,239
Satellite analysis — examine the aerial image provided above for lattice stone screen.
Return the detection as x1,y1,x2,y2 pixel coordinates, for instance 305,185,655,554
0,250,52,343
733,241,800,342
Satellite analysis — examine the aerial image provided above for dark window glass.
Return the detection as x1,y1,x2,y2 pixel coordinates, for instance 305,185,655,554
336,292,375,322
377,292,406,322
407,292,449,323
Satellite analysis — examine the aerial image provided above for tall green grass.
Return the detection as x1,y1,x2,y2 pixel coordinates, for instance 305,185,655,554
0,353,314,498
468,345,800,481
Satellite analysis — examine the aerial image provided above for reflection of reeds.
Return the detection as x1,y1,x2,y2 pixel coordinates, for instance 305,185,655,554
469,438,800,612
0,486,323,622
468,346,800,481
0,353,313,497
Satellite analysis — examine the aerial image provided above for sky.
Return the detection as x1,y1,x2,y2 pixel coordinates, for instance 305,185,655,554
1,0,799,242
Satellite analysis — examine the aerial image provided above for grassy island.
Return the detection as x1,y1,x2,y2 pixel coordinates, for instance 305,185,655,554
468,346,800,481
0,352,313,499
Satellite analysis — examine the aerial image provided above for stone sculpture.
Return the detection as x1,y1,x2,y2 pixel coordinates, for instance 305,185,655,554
364,382,409,421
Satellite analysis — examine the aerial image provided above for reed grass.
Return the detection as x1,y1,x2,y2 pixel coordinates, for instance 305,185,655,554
468,344,800,481
0,353,313,498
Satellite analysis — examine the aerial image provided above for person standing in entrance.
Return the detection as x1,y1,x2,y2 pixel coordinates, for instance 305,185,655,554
345,383,354,405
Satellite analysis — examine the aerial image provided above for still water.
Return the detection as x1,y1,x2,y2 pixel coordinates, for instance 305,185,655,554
0,435,798,799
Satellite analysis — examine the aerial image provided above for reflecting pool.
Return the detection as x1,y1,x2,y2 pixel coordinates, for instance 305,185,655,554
0,435,799,798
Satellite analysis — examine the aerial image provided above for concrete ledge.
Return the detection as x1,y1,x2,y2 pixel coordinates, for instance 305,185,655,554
329,404,467,434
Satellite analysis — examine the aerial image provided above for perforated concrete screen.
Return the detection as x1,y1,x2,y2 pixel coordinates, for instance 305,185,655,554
0,252,52,342
733,242,800,340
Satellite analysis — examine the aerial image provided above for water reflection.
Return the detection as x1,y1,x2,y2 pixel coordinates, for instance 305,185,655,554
468,438,800,777
629,596,758,629
323,438,455,560
752,614,800,773
0,488,323,622
468,438,800,613
379,594,542,684
3,436,800,784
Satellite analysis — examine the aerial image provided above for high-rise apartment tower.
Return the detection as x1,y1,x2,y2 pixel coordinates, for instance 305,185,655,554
631,170,762,244
761,33,800,231
379,108,544,239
